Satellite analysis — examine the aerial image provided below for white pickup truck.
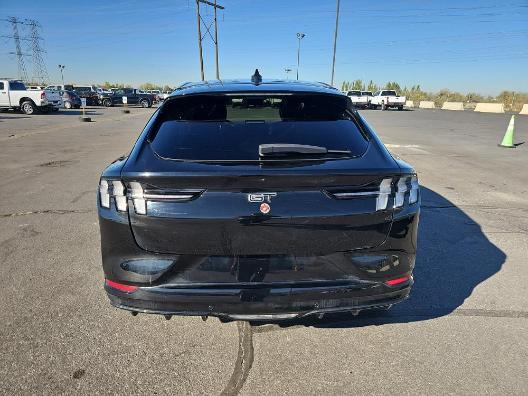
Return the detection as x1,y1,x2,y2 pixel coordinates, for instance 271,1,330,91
346,90,373,109
0,80,56,114
370,90,406,110
27,85,62,111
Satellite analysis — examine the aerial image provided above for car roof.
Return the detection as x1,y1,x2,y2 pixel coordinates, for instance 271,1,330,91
170,79,344,97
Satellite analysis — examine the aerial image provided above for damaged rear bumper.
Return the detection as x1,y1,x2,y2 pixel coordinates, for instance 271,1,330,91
105,279,412,320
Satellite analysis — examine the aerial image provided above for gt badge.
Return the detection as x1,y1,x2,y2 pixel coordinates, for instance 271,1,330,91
247,192,277,203
260,203,271,214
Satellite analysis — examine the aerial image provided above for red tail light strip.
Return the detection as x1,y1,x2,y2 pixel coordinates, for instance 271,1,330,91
384,275,410,287
105,279,139,293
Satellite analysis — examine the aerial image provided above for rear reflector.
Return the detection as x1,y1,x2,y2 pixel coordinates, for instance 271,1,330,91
105,279,139,293
384,275,410,286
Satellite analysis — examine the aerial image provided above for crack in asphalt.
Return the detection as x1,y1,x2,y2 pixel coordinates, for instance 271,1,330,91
221,321,254,396
0,209,93,218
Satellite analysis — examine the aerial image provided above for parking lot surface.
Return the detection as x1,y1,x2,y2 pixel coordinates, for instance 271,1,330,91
1,107,527,395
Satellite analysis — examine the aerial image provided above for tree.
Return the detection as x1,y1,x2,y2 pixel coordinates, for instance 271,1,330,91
351,79,364,90
385,81,401,91
367,80,378,92
162,85,173,92
140,82,160,91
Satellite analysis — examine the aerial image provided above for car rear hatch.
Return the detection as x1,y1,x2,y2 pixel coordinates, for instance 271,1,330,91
122,93,399,256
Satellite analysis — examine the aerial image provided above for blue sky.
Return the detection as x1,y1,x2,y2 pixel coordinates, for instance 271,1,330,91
1,0,527,94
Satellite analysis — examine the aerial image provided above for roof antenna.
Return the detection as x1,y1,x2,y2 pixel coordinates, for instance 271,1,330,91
251,69,262,85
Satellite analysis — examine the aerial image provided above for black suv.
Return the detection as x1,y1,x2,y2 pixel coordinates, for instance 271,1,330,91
98,78,420,321
99,88,154,108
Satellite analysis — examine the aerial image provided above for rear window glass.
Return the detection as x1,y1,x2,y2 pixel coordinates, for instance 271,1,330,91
149,94,369,161
361,91,372,96
381,90,397,96
9,81,26,90
347,91,360,96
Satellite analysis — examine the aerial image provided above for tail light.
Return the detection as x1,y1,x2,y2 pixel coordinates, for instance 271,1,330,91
98,179,126,212
41,91,46,99
105,279,138,293
325,175,419,211
99,180,110,208
384,275,410,287
394,175,419,208
99,179,203,215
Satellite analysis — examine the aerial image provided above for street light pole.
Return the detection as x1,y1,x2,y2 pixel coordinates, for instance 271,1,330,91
58,64,65,85
330,0,340,87
296,32,305,81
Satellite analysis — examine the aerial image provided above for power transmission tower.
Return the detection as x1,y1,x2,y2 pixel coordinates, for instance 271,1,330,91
7,17,29,82
195,0,224,81
25,19,49,85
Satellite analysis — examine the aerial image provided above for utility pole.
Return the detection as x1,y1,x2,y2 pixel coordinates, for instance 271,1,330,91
330,0,340,87
296,32,305,81
26,19,49,85
58,65,65,85
195,0,224,81
7,17,29,82
196,1,205,81
213,0,220,80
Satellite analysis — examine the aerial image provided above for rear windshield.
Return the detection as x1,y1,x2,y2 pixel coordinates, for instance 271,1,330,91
347,91,361,96
361,91,372,96
381,90,397,96
149,94,369,161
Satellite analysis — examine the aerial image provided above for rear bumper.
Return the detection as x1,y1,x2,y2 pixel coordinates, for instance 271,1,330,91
105,279,412,320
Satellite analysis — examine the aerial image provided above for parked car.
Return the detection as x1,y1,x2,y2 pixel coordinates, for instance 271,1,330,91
0,79,55,114
346,90,370,109
159,91,172,101
73,85,99,106
370,90,406,110
361,91,373,107
146,89,161,101
27,85,62,111
99,88,154,107
96,87,111,95
61,90,82,109
97,77,420,321
45,84,74,92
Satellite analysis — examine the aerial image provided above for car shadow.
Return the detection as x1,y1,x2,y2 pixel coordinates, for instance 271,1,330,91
57,109,104,116
0,114,31,121
251,186,506,330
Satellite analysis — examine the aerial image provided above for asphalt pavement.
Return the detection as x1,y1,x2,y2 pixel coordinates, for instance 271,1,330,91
0,106,527,395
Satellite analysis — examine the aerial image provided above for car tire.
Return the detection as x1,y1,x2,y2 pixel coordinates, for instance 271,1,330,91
103,99,112,107
64,101,72,109
398,106,403,111
140,99,150,108
21,101,36,115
